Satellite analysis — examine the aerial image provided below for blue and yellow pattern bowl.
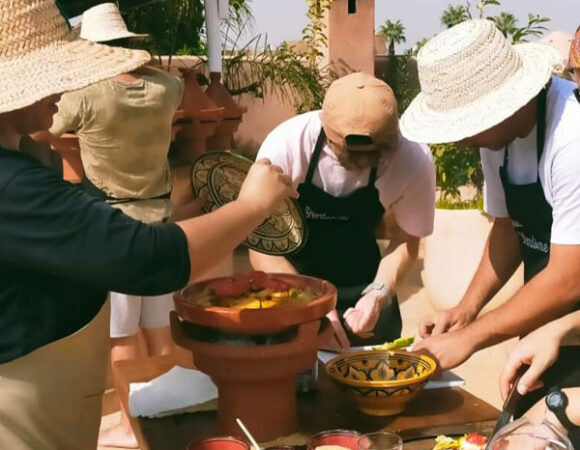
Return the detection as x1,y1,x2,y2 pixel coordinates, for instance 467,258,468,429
325,350,437,416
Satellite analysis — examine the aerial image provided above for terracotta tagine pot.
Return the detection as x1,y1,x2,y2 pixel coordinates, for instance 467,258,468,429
174,274,336,336
205,72,247,151
173,68,225,163
50,133,83,183
171,273,336,442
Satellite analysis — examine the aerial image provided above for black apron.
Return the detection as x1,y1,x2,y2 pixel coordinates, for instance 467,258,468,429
287,129,402,345
499,89,580,441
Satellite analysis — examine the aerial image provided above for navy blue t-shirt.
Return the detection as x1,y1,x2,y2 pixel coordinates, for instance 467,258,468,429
0,148,190,363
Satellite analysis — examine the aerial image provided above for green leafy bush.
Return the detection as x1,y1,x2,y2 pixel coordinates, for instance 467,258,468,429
430,143,483,209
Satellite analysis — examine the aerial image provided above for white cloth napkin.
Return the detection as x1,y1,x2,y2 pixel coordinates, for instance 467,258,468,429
129,366,218,418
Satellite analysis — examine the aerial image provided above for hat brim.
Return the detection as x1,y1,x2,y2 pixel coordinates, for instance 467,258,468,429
89,31,150,43
400,43,559,144
0,32,151,114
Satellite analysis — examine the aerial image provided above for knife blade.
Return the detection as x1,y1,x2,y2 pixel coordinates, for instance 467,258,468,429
484,366,527,450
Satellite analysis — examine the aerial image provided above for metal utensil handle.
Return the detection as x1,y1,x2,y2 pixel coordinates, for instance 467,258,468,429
484,366,527,449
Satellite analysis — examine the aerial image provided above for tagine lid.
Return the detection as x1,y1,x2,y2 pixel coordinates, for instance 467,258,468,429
191,151,307,255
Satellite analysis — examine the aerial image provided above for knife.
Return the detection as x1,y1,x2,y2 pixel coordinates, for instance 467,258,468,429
484,366,527,450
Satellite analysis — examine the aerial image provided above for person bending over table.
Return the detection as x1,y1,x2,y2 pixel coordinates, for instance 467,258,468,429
250,72,435,350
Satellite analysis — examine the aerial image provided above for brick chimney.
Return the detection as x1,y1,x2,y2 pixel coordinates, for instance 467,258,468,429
323,0,375,75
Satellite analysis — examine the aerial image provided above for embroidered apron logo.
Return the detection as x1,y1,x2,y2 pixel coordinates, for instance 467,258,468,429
516,231,549,253
304,206,348,221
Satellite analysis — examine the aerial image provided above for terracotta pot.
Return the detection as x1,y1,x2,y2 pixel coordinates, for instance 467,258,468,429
173,120,221,163
173,68,226,162
187,436,249,450
205,72,246,151
206,118,242,151
179,68,225,122
174,274,337,335
171,313,332,442
50,133,83,183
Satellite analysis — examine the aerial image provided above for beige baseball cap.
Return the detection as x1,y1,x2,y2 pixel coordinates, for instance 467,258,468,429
321,72,398,151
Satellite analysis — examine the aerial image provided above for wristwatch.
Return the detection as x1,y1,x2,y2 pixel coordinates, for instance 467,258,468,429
545,386,578,432
361,282,394,307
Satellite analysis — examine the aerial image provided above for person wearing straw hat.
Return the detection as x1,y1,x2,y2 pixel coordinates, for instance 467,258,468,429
250,72,435,351
42,4,183,446
0,1,296,449
400,19,580,436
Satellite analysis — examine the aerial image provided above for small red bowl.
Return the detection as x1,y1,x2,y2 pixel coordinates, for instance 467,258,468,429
187,436,249,450
306,429,360,450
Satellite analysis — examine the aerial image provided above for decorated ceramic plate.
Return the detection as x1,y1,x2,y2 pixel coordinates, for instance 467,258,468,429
191,151,307,255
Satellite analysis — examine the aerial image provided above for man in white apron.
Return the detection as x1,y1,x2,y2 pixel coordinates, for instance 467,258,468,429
400,20,580,445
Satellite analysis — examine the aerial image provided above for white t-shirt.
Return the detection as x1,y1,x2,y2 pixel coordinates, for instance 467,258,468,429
481,77,580,245
256,111,435,237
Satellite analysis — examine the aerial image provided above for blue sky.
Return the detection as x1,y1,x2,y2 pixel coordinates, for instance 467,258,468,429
244,0,580,52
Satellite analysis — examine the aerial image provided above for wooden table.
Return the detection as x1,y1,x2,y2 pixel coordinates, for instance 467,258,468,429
113,354,499,450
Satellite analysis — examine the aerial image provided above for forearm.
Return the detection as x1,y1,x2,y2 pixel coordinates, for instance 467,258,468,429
556,310,580,346
177,200,267,280
374,236,419,290
249,249,298,274
459,217,521,314
468,267,580,351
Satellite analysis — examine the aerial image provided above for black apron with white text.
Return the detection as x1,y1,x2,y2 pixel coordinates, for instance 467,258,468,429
499,89,580,436
287,129,402,344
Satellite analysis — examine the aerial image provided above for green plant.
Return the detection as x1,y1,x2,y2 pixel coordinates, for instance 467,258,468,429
430,143,483,209
441,4,470,28
440,0,550,43
216,0,332,113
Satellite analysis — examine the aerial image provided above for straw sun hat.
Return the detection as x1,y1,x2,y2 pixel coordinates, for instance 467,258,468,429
400,20,559,144
80,3,149,43
0,0,151,115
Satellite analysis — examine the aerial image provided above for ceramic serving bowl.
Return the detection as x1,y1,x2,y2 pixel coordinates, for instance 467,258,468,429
325,350,437,416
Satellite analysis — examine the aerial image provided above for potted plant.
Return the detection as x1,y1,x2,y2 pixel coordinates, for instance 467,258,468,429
421,143,523,311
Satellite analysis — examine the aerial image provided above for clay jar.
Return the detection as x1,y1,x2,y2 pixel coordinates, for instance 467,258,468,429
173,68,225,163
204,72,247,150
187,436,249,450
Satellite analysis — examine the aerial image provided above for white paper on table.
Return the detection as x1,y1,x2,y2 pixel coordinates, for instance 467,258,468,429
318,347,465,390
128,366,218,418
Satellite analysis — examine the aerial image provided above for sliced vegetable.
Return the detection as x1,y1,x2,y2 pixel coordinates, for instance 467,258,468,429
373,335,415,351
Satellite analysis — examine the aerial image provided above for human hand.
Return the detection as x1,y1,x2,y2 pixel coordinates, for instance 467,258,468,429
412,329,475,372
419,304,478,338
499,322,564,399
237,158,298,216
319,310,350,351
343,290,389,338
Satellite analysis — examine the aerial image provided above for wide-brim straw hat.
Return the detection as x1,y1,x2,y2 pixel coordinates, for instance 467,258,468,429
0,0,151,115
80,3,149,43
568,26,580,71
400,20,559,144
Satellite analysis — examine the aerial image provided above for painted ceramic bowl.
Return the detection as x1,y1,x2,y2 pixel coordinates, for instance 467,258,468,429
325,350,436,416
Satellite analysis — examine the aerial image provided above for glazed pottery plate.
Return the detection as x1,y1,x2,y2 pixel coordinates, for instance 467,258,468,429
191,151,306,255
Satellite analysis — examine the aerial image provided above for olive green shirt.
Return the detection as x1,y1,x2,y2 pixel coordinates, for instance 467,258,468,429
51,67,183,223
